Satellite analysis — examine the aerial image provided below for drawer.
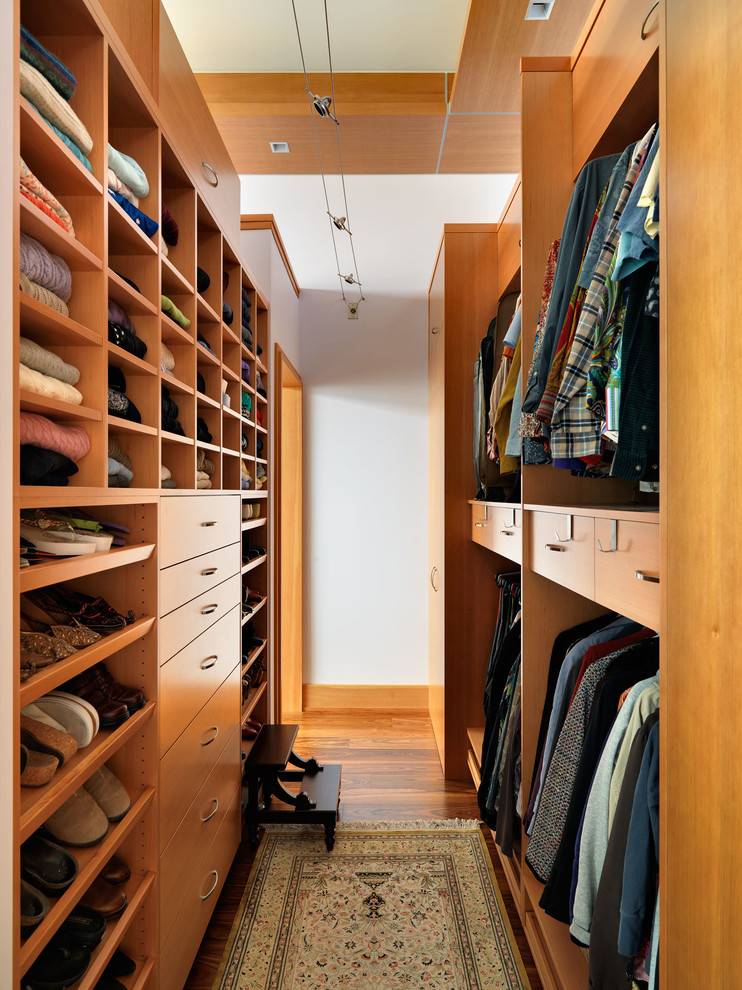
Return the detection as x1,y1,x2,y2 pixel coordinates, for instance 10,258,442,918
159,787,241,990
160,726,240,944
159,573,240,664
594,517,660,630
490,506,523,565
471,502,494,549
160,542,240,617
160,494,240,568
529,511,594,600
159,663,240,845
160,605,240,756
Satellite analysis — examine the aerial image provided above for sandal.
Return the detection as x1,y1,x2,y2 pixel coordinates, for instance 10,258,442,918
25,588,132,632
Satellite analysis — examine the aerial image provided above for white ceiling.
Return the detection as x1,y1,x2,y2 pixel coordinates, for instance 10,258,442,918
162,0,471,73
239,174,518,297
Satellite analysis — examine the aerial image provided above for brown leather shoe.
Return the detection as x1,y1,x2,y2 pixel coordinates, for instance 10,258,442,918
79,876,127,917
98,854,130,886
59,675,129,729
90,663,145,713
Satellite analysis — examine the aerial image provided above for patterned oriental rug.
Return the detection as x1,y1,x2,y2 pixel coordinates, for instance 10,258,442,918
213,821,532,990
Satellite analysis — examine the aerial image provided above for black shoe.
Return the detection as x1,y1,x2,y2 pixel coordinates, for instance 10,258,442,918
24,935,91,989
21,834,78,899
58,906,106,948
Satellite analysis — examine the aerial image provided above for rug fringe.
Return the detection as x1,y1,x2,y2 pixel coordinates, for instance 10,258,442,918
262,818,482,833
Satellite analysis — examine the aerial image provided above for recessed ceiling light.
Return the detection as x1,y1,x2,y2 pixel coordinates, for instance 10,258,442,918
270,141,290,153
525,1,555,19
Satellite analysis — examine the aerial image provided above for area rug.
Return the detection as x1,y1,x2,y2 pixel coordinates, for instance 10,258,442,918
213,821,531,989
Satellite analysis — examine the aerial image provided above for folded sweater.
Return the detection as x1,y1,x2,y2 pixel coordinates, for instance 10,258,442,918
107,168,139,207
19,61,92,155
18,271,69,317
21,26,76,101
19,411,90,461
20,233,72,302
19,337,79,385
161,295,191,329
19,363,83,405
20,157,74,235
108,144,149,197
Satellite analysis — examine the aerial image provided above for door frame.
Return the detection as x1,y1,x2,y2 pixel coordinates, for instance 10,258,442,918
274,345,303,718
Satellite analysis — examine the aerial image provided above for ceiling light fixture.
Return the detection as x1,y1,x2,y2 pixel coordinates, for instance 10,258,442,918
524,1,555,20
269,141,290,153
290,0,364,316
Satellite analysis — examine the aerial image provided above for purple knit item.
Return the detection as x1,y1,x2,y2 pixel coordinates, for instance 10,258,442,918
19,411,90,461
108,298,134,333
19,232,72,302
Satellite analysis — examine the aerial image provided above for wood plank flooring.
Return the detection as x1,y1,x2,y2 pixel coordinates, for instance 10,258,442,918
183,710,544,990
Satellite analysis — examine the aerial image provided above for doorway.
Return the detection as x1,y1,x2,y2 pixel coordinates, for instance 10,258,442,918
274,345,303,718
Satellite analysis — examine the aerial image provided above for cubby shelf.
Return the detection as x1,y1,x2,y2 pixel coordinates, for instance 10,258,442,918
241,554,267,575
107,418,158,437
20,196,103,271
242,597,267,625
19,98,103,197
108,196,158,256
161,429,194,445
161,314,193,346
19,543,155,592
241,639,266,674
18,292,103,347
241,681,267,722
108,269,158,316
161,254,194,295
19,391,102,422
241,519,266,532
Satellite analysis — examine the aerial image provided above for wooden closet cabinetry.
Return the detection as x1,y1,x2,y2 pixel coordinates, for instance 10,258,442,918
11,2,273,987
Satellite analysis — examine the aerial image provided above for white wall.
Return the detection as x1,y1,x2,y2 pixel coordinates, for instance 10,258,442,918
299,289,429,685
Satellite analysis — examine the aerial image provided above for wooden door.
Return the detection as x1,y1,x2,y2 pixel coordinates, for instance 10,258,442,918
428,246,446,766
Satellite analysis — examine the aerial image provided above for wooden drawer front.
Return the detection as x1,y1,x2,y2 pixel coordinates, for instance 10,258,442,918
490,506,523,565
159,787,241,990
160,727,240,945
160,542,241,617
159,605,240,756
159,663,240,846
594,518,660,630
159,573,240,664
529,512,595,600
471,503,494,549
571,0,659,174
160,494,240,568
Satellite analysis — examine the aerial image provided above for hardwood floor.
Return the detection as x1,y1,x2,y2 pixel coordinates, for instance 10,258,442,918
182,709,544,990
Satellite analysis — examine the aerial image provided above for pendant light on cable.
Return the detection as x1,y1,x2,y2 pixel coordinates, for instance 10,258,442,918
290,0,364,317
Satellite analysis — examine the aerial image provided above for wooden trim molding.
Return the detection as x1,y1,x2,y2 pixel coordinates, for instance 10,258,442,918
520,56,572,73
302,684,429,711
241,214,300,298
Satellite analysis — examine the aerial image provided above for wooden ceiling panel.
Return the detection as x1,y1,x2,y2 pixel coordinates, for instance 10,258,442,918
450,0,600,114
213,114,446,174
438,114,521,173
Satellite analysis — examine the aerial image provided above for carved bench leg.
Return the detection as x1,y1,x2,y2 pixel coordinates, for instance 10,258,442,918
324,820,336,852
287,750,323,774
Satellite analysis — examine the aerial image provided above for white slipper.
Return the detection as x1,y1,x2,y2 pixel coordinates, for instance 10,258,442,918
35,691,99,748
19,524,96,556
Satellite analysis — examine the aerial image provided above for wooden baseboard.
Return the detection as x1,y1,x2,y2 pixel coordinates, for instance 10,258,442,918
302,684,429,710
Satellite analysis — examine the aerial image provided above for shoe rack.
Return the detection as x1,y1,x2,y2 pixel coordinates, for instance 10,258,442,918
12,0,273,986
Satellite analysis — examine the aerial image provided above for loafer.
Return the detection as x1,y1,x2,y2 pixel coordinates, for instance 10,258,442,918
34,691,99,748
24,934,91,989
83,766,131,822
94,978,126,990
58,905,106,948
102,948,136,977
58,677,129,730
43,789,109,847
20,879,49,934
79,876,127,918
20,745,59,788
20,715,78,765
98,854,130,886
242,723,258,740
21,834,78,898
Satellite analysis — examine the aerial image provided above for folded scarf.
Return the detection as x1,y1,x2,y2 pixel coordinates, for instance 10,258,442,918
19,411,89,460
19,271,69,317
109,320,147,360
161,386,184,435
161,341,175,372
241,360,250,383
20,233,72,302
109,365,127,392
107,168,139,207
107,473,131,488
19,363,83,405
20,26,76,101
20,61,92,155
242,287,252,308
107,299,134,333
222,302,233,325
198,333,216,356
197,477,212,489
197,449,215,474
107,144,149,197
161,203,178,246
197,267,210,293
108,388,141,423
161,478,177,489
20,444,78,486
196,469,210,481
19,337,79,385
108,437,132,471
161,295,191,328
115,272,140,294
196,372,206,394
197,417,212,444
109,190,158,237
160,464,172,481
20,157,74,234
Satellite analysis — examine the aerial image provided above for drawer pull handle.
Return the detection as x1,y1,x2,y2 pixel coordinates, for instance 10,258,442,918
202,162,219,187
545,544,566,552
500,530,514,536
201,521,219,527
474,522,485,528
201,726,219,746
640,0,659,39
201,567,218,576
201,798,219,823
635,570,660,583
201,604,219,615
430,566,440,591
201,870,219,899
200,655,218,670
431,325,440,335
554,516,573,543
597,519,618,553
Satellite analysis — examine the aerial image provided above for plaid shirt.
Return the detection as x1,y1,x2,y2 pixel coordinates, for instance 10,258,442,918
549,126,656,460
